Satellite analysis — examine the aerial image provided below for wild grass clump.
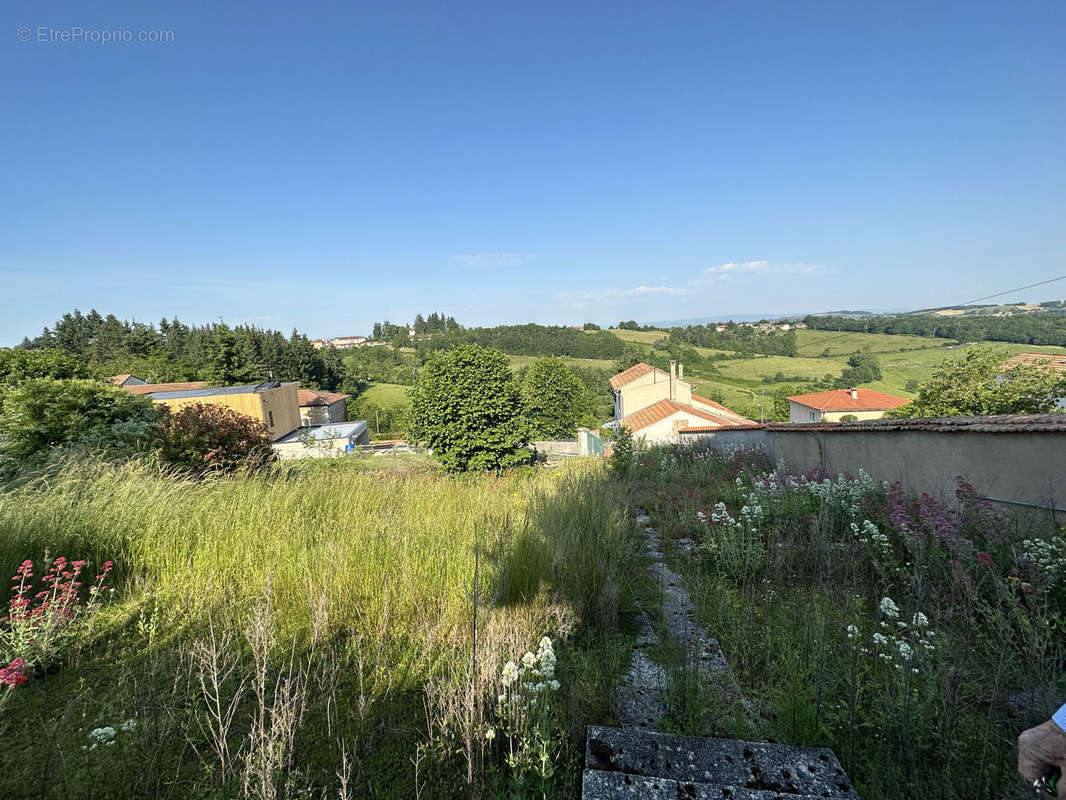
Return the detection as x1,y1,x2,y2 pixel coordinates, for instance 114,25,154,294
630,444,1065,800
0,455,639,799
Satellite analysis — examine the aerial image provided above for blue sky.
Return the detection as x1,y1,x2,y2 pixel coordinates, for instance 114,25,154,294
3,1,1065,344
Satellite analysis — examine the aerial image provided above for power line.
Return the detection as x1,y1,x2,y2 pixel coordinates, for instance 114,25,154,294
797,273,1066,351
955,274,1066,308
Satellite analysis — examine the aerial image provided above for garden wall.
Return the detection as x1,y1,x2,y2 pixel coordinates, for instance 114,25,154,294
681,415,1066,516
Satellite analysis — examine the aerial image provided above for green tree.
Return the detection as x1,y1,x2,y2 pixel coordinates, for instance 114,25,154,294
836,350,882,387
521,357,586,439
408,344,532,473
886,346,1066,418
0,348,90,388
0,379,160,468
203,324,258,385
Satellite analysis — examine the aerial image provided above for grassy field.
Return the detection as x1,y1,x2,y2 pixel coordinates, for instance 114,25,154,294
0,457,643,800
359,381,411,408
604,327,1066,418
506,354,617,371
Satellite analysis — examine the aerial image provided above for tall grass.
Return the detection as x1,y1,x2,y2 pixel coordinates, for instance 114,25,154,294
0,455,639,799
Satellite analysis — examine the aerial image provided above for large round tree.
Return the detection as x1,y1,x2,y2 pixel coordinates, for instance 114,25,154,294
521,357,586,439
408,344,532,473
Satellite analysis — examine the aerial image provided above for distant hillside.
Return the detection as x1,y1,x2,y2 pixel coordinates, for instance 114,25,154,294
805,306,1066,346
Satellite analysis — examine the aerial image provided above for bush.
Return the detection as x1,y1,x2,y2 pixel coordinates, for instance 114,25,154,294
408,344,532,473
0,378,160,470
521,358,586,439
157,403,276,474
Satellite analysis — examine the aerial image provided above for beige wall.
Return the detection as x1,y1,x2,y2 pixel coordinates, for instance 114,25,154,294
682,427,1066,516
789,401,891,423
618,372,693,418
633,412,696,445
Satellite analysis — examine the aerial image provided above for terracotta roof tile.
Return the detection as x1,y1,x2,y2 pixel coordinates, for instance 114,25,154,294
297,389,351,407
691,393,748,419
621,399,758,432
788,388,910,412
609,362,657,390
1005,352,1066,372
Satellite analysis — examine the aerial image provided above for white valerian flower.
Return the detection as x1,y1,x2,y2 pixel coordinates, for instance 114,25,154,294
897,641,913,660
549,680,560,691
501,661,519,687
521,651,537,669
911,612,929,628
872,633,888,646
878,597,901,619
485,728,496,741
89,727,116,743
846,624,859,639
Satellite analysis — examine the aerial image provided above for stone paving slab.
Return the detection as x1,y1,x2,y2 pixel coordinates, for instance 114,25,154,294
582,769,829,800
585,726,858,798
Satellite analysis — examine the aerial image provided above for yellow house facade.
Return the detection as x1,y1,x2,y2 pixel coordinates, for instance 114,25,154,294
787,388,910,423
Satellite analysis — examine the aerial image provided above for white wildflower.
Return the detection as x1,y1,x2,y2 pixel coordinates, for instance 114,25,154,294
878,597,901,619
501,661,519,687
911,612,929,628
872,633,888,646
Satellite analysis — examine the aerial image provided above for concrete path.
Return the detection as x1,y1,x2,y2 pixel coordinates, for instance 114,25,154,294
583,508,859,799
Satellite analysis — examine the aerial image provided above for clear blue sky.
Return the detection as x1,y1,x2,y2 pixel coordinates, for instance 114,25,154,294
3,1,1065,344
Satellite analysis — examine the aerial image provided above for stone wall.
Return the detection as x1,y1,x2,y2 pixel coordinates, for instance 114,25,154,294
681,415,1066,516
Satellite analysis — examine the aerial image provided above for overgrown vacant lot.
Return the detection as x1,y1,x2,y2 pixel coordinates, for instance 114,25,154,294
0,457,643,799
626,446,1065,800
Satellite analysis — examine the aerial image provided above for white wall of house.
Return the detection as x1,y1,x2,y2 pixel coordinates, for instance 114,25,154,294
617,371,693,419
633,412,696,445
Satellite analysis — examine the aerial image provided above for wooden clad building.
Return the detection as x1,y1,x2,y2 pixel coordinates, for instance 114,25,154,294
141,382,302,441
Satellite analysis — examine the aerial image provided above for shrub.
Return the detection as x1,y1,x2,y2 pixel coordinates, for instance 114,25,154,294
408,344,532,473
521,358,586,439
0,378,160,470
157,403,277,474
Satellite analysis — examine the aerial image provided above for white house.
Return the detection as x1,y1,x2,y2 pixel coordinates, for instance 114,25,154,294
608,361,755,444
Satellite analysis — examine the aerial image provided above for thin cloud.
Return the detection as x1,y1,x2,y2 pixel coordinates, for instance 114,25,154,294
451,252,537,268
705,260,819,280
561,285,692,308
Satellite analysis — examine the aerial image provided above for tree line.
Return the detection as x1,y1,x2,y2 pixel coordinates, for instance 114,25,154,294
20,309,349,391
803,309,1066,347
667,323,799,357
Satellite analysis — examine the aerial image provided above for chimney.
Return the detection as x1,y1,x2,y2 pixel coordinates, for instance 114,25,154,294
669,360,677,400
678,363,684,380
849,388,858,400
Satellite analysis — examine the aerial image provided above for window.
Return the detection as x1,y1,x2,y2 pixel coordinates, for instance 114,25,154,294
809,411,817,421
268,410,274,427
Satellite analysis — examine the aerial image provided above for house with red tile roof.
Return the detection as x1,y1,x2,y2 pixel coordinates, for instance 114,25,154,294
787,388,910,423
608,360,754,443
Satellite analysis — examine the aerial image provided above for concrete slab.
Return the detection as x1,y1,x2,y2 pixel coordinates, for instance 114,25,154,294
585,726,858,798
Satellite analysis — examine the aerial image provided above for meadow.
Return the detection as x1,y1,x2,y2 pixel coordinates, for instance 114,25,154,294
0,456,644,799
609,327,1066,418
624,444,1066,800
